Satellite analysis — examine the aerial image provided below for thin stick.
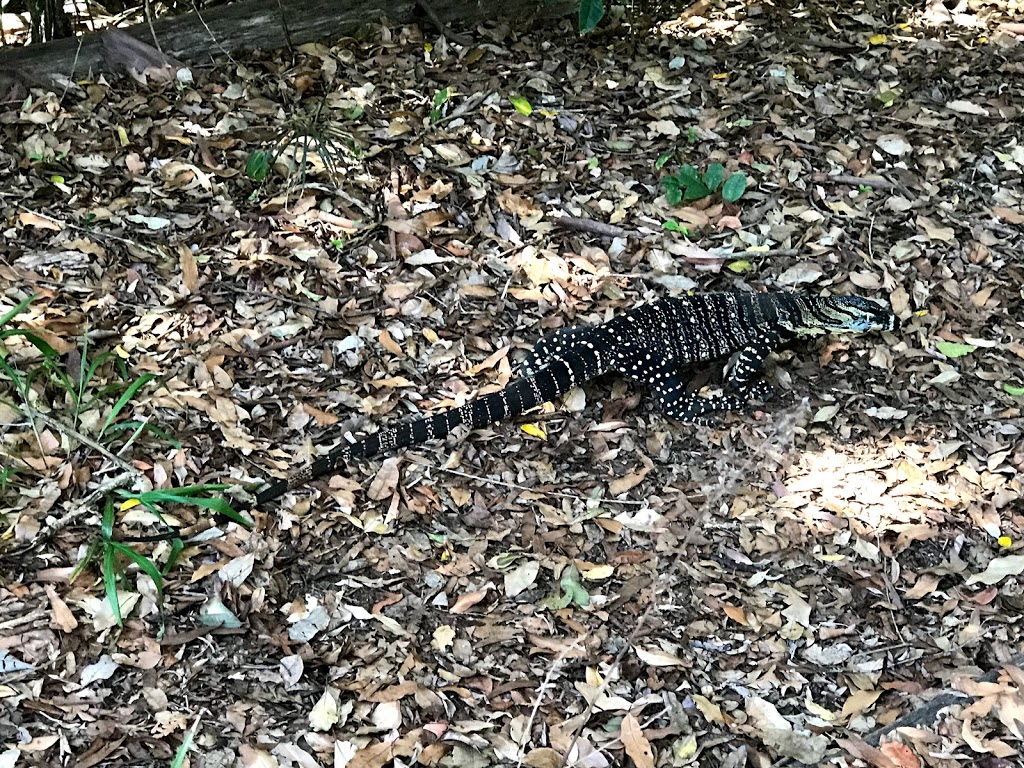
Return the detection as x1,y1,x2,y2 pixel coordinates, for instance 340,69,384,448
554,215,638,240
10,469,137,552
28,410,141,477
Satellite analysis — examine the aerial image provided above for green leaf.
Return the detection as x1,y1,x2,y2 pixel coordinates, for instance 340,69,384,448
0,328,59,360
703,162,725,191
432,88,450,108
98,373,157,437
654,153,672,170
1002,383,1024,397
662,220,680,232
726,259,754,274
0,293,38,328
110,542,164,605
509,95,533,116
683,179,712,200
102,544,123,627
101,421,181,448
721,172,748,202
665,187,683,206
578,0,604,34
677,164,701,186
102,495,116,541
935,341,976,358
121,487,252,528
245,150,271,182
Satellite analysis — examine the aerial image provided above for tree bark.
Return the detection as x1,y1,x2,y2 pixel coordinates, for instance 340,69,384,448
0,0,572,85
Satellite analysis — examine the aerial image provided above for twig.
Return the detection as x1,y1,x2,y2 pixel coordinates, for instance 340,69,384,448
414,0,472,47
10,469,137,553
436,466,681,506
16,205,165,259
810,172,914,199
554,216,639,240
143,0,162,55
28,411,141,477
188,1,238,68
431,91,488,127
514,635,586,768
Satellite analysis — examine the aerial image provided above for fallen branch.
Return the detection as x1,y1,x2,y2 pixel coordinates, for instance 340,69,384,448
810,172,915,199
553,215,638,240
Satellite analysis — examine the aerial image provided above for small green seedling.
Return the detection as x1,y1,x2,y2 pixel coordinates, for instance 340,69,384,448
661,162,748,205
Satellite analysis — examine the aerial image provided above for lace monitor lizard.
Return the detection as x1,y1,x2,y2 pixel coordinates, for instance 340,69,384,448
254,291,896,506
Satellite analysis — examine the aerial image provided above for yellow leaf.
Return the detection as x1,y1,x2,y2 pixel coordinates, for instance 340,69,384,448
422,327,439,344
815,553,845,562
119,498,141,511
692,694,725,724
868,34,888,45
841,688,881,720
726,259,753,274
999,536,1012,548
805,699,838,721
431,624,455,651
674,734,697,760
583,564,614,581
116,126,129,147
712,72,730,80
520,423,547,439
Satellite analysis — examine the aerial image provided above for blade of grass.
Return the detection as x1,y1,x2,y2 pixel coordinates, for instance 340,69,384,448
102,543,123,626
110,541,164,604
98,373,157,438
102,421,181,448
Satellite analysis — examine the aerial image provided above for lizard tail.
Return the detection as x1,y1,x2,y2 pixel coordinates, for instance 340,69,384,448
253,345,608,507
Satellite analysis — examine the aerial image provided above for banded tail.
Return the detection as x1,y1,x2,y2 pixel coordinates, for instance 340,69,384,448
253,343,611,506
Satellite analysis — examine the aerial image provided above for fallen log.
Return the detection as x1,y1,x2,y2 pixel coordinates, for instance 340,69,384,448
0,0,572,86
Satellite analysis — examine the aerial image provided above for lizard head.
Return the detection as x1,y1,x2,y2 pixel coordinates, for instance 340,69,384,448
787,295,898,336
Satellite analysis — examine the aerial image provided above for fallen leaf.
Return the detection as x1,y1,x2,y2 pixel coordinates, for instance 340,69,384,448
621,713,655,768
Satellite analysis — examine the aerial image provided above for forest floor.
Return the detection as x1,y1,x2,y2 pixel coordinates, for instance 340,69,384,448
2,0,1024,766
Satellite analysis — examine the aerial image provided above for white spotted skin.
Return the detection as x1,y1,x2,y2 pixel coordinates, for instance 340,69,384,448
255,292,895,505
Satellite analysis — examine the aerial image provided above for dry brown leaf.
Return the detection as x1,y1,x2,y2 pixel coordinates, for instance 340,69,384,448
45,585,77,632
178,243,198,293
367,457,400,501
18,211,61,230
524,748,565,768
609,466,650,496
621,713,655,768
449,590,488,614
379,329,404,357
722,603,748,625
878,743,921,768
838,736,901,768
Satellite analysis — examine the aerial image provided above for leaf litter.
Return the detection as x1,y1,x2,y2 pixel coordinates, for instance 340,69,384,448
1,1,1023,766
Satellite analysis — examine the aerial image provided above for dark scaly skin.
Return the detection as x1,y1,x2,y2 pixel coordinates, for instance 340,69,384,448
254,292,896,505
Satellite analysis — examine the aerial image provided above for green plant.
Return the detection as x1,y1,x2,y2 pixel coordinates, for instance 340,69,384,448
429,88,451,122
578,0,604,34
249,100,361,187
661,162,748,205
1,295,248,625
